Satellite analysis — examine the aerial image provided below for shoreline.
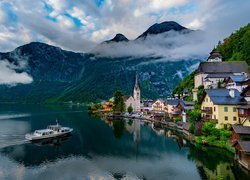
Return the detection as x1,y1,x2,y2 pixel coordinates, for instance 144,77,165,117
90,111,234,154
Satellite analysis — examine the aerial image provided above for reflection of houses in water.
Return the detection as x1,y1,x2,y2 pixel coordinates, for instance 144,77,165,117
125,119,141,144
133,119,140,144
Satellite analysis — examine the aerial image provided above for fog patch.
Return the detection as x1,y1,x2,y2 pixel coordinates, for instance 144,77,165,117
0,60,33,86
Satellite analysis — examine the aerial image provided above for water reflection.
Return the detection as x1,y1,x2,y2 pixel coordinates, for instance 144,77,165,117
29,134,72,147
0,104,249,180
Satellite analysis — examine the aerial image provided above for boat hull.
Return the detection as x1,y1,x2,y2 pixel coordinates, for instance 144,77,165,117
25,129,73,141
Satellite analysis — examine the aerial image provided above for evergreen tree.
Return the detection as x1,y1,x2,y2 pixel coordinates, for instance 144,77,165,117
113,90,125,113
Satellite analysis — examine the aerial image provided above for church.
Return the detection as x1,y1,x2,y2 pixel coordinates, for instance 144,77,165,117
123,75,141,112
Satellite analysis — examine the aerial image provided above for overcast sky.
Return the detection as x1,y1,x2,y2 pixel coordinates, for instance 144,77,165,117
0,0,250,52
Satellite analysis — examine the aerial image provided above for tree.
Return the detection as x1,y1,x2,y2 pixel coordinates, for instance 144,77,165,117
127,106,133,114
112,90,125,113
187,109,201,123
189,123,195,134
217,81,222,88
197,85,204,103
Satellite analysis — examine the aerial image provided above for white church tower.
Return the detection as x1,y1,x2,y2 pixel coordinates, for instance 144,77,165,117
133,74,141,112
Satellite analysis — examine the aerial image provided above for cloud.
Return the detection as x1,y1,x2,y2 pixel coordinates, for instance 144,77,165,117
91,30,214,60
0,0,249,54
0,60,33,85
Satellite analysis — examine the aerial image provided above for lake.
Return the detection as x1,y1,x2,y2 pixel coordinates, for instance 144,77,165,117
0,104,249,180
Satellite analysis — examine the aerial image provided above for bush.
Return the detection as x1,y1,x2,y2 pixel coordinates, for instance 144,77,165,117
127,106,133,114
202,122,216,136
187,109,201,123
189,123,195,134
220,129,232,141
173,116,182,123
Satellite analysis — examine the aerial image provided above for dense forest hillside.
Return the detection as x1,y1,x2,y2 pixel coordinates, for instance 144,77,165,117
217,23,250,65
173,23,250,97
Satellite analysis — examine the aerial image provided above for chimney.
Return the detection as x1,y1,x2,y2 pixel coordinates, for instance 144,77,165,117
229,88,235,98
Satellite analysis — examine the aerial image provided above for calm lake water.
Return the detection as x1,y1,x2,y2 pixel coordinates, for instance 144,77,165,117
0,104,249,180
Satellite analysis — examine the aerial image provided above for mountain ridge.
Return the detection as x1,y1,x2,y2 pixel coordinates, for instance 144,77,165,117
0,21,201,103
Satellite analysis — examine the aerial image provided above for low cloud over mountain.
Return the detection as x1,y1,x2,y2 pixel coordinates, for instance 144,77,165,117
0,59,33,85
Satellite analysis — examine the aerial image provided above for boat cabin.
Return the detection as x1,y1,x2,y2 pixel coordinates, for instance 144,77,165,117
34,129,54,136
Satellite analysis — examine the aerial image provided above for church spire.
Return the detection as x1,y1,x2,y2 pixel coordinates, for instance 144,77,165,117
134,74,139,90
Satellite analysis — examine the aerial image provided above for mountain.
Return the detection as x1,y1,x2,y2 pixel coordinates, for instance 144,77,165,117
137,21,189,39
104,33,129,43
0,21,201,103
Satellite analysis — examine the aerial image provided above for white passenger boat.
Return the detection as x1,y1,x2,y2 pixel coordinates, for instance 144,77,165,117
25,121,73,141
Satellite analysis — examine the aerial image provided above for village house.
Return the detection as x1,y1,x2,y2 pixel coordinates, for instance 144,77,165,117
140,100,153,114
225,74,250,93
177,101,194,122
102,98,113,111
232,125,250,170
192,49,249,100
237,85,250,126
152,99,165,112
201,88,246,128
166,99,182,119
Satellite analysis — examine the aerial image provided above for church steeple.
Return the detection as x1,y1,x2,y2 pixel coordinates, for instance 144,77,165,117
133,74,141,112
207,47,222,62
134,74,140,90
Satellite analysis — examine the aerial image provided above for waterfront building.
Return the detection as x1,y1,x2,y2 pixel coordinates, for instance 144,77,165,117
152,99,165,112
134,74,141,112
123,75,141,112
103,98,114,111
201,88,246,128
166,99,181,119
237,85,250,126
141,100,153,114
123,95,135,111
232,125,250,170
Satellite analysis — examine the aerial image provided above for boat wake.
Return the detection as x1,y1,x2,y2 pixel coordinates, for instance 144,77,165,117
0,134,27,149
0,113,31,120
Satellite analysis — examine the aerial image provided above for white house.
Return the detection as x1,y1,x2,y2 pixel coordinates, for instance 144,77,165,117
152,99,165,112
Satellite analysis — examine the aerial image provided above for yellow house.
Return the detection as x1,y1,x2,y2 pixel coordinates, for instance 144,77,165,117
201,88,246,128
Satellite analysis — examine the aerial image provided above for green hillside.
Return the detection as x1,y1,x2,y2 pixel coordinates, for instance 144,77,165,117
217,23,250,64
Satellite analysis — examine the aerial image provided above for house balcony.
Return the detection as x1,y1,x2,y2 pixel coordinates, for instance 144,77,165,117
202,108,213,114
238,113,250,118
202,116,218,123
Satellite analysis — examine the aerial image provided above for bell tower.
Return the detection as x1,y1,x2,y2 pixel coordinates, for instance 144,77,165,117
133,74,141,112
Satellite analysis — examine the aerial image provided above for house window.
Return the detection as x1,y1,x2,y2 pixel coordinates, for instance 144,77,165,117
225,116,228,121
214,107,216,112
233,117,237,121
214,115,216,119
239,109,244,115
233,107,237,112
224,107,228,112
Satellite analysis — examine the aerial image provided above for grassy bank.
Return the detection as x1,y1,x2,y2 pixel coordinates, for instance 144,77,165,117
195,136,235,153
